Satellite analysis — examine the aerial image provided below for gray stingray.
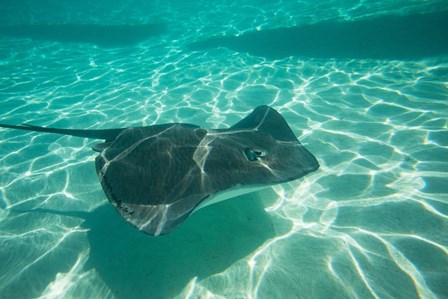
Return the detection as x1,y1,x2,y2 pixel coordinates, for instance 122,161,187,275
0,105,319,235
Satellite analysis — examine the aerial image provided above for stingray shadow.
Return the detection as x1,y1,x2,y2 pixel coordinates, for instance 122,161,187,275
0,23,166,47
188,11,448,60
26,193,275,299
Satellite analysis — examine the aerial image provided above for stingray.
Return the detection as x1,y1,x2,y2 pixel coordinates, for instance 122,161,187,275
0,105,319,236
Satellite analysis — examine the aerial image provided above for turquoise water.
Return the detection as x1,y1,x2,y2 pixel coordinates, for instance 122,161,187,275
1,1,447,298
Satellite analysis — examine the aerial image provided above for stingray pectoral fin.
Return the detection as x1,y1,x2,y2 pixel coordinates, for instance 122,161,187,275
0,123,124,141
92,142,111,152
228,105,298,142
97,158,205,236
107,197,202,236
97,159,203,236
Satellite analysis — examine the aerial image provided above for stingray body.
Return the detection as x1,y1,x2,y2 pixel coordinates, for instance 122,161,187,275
0,106,319,235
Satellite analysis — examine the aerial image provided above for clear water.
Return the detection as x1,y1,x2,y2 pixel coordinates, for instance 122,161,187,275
1,1,447,298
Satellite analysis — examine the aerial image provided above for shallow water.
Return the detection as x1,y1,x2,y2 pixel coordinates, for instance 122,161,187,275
1,1,447,298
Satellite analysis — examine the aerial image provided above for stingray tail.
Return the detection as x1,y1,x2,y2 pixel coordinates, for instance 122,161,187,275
0,123,124,141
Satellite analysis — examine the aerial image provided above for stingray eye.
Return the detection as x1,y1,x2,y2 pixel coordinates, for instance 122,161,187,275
244,148,266,162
